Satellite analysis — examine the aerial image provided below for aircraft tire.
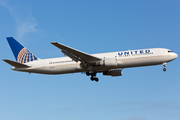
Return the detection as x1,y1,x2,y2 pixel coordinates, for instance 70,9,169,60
86,72,90,76
95,78,99,82
90,76,94,81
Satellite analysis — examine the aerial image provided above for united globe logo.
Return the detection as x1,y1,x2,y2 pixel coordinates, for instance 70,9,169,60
17,48,39,63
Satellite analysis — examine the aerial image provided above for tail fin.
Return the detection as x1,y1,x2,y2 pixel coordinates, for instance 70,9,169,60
6,37,39,63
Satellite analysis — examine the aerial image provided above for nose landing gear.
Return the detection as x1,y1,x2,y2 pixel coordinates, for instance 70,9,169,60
86,72,99,82
163,62,167,72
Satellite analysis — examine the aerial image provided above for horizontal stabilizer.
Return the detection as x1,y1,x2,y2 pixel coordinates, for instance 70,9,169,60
3,59,31,68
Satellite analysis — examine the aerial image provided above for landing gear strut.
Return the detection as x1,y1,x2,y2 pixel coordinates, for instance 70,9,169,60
163,62,167,72
86,72,99,82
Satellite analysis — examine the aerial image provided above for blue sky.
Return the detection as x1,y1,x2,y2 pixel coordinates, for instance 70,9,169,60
0,0,180,120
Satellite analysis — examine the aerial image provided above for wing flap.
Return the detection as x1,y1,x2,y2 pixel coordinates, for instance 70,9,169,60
61,50,80,62
3,59,31,68
51,42,101,63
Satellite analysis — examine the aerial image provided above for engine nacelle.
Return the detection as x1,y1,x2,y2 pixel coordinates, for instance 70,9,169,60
97,58,117,67
103,69,122,76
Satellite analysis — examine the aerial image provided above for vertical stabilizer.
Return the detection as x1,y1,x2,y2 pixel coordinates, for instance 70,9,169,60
6,37,39,63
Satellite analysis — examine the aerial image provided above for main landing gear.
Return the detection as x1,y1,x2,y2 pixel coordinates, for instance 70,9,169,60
163,62,167,72
86,72,99,82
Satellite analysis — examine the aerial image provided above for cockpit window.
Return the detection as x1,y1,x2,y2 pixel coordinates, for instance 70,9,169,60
168,50,173,53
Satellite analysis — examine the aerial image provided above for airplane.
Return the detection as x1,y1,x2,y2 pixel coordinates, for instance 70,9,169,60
3,37,178,82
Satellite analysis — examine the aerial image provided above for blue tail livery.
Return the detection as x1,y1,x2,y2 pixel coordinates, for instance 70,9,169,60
6,37,39,63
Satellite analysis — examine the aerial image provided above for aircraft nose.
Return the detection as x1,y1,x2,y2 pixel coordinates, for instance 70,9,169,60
172,52,178,60
175,53,178,58
169,52,178,61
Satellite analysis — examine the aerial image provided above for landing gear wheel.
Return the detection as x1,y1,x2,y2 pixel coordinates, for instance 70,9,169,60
88,72,99,82
90,76,99,82
163,62,167,72
86,72,90,76
90,76,94,81
95,78,99,82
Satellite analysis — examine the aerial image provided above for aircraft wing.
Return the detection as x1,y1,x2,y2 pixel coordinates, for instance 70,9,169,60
51,42,101,63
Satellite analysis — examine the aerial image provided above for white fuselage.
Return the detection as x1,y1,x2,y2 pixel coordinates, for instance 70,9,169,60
12,48,178,75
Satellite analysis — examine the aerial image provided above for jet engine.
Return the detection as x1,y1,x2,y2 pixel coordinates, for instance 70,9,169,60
103,69,122,76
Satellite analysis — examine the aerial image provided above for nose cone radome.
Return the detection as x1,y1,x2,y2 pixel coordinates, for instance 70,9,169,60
172,52,178,60
175,53,178,58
